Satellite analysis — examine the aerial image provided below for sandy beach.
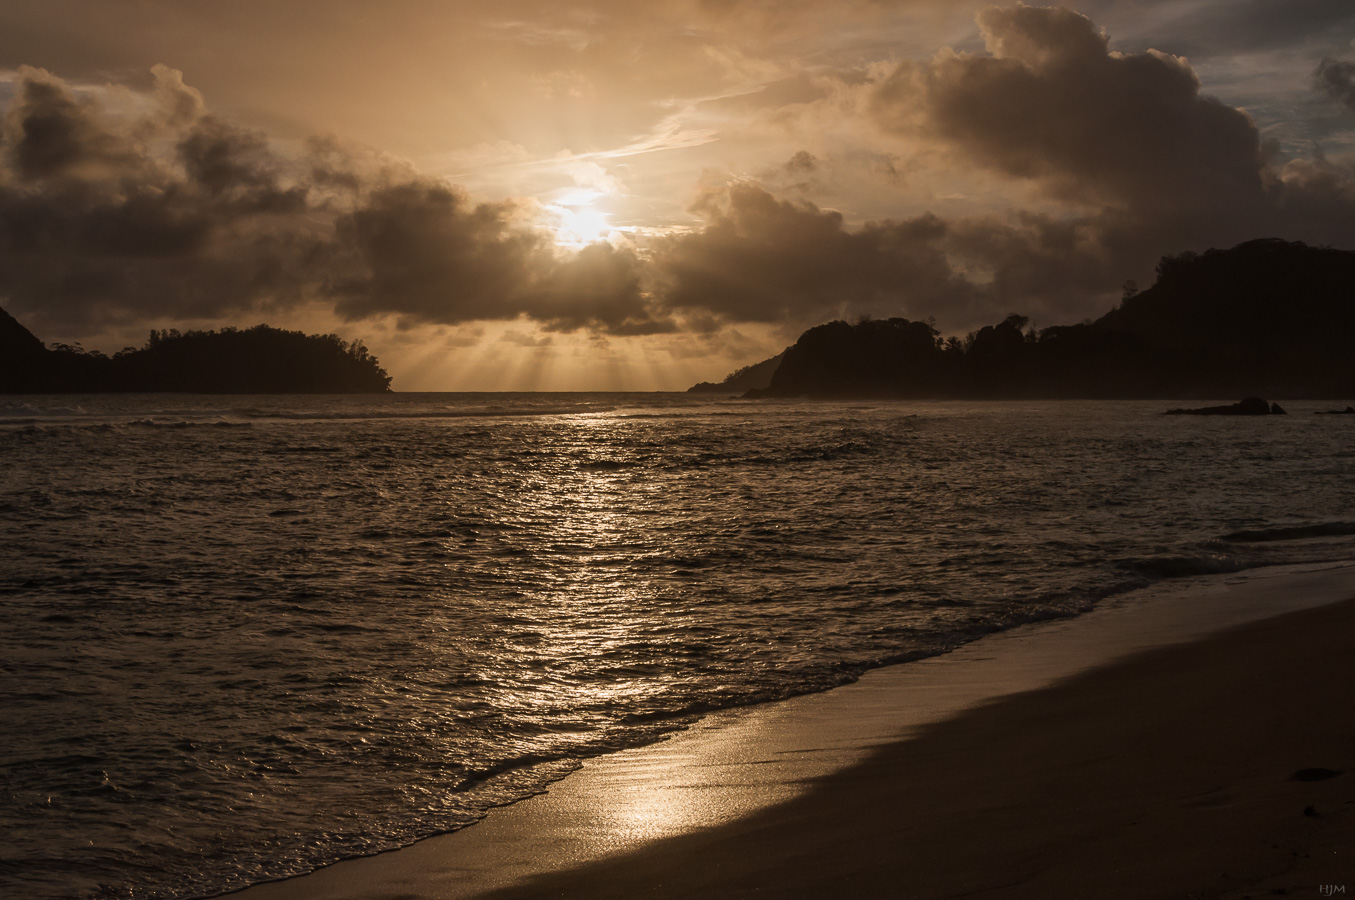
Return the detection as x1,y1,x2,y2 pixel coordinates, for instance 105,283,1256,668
231,565,1355,900
486,593,1355,899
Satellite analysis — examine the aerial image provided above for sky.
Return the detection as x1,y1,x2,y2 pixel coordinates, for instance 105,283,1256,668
2,0,1354,390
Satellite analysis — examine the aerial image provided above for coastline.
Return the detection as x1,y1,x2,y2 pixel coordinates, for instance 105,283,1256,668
230,562,1355,900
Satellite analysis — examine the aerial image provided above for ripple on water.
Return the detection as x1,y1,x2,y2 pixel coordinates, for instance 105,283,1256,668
3,396,1355,898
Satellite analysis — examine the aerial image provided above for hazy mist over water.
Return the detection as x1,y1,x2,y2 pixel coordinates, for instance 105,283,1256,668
3,394,1354,899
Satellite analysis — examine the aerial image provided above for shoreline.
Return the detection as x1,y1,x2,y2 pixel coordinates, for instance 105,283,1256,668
489,582,1355,899
230,561,1355,899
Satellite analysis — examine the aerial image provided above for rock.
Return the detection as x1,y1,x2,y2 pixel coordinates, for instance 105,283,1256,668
1270,402,1287,414
1291,767,1343,781
1164,397,1274,416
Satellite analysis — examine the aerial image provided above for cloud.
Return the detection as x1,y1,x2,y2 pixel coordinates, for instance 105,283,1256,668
328,181,671,334
0,65,672,337
784,150,817,173
653,181,978,327
645,180,1167,333
647,6,1355,334
826,5,1355,323
178,118,285,201
873,6,1265,213
1315,57,1355,111
0,66,320,331
2,66,144,182
5,6,1355,357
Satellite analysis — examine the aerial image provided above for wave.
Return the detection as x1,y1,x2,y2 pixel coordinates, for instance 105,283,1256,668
1117,554,1247,579
1222,521,1355,542
131,418,253,429
234,404,616,421
0,418,255,431
0,401,624,427
9,399,1355,900
0,403,88,418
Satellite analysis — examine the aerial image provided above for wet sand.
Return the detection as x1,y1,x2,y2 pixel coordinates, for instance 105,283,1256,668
489,593,1355,899
232,565,1355,899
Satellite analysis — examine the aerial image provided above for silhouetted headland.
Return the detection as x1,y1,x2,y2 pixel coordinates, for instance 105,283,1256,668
1,312,392,393
708,240,1355,399
687,351,785,394
1164,397,1284,416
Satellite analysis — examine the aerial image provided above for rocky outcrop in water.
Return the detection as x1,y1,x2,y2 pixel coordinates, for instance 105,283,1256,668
1164,398,1274,416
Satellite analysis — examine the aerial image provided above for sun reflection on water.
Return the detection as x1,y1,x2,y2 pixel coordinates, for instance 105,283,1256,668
456,414,689,760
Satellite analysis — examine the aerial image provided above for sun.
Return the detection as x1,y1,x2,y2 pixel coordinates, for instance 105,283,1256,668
548,189,615,248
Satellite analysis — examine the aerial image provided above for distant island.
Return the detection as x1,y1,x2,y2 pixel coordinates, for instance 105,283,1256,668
694,239,1355,400
1,310,392,393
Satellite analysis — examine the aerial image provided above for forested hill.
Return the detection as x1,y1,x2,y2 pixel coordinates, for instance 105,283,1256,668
0,315,392,393
747,239,1355,399
687,351,785,393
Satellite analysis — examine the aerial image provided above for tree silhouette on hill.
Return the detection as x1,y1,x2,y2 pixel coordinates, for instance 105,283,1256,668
1,318,392,393
746,239,1355,399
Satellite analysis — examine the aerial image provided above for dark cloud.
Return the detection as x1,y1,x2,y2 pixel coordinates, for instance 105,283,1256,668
536,243,669,335
0,66,670,337
0,67,313,331
847,6,1355,326
5,4,1355,353
943,211,1119,320
785,150,817,173
648,182,1174,333
176,117,301,211
329,181,670,335
1315,58,1355,112
1272,156,1355,236
329,182,538,323
649,7,1355,334
653,182,978,327
875,6,1265,213
3,68,142,182
303,135,367,193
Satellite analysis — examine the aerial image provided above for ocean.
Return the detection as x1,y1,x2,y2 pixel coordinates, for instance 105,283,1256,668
3,394,1354,899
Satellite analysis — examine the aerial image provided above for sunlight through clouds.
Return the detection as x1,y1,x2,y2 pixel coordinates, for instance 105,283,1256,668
549,188,617,248
2,0,1354,388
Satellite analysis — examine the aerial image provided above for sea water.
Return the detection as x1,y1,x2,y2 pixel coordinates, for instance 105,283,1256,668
2,394,1353,899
